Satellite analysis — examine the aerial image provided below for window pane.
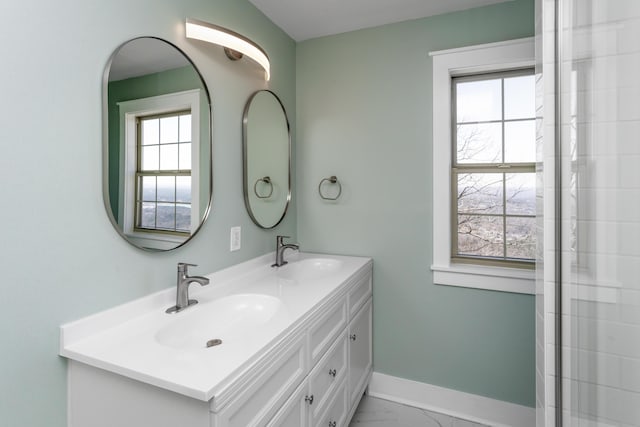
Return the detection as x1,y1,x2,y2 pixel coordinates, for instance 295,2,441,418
176,176,191,203
456,79,502,122
160,116,179,144
504,75,535,120
451,71,535,266
156,176,175,202
457,214,504,257
179,143,191,170
504,120,535,163
506,217,536,259
176,204,191,232
506,173,536,215
457,173,504,214
179,114,191,142
141,145,159,171
139,202,156,228
156,203,175,230
159,144,178,170
141,176,156,201
142,118,159,145
457,123,502,164
135,111,195,235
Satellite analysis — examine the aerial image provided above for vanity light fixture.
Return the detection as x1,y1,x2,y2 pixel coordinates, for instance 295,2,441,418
185,18,271,81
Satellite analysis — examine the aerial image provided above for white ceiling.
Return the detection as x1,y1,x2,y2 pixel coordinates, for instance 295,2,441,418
249,0,513,41
109,38,189,82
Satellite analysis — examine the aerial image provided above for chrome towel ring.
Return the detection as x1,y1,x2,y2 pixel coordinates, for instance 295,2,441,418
318,176,342,201
254,176,273,199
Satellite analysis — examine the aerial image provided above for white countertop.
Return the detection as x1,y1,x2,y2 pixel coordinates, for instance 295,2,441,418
60,252,372,402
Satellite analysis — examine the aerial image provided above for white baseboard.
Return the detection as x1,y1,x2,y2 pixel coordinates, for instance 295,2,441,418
367,372,536,427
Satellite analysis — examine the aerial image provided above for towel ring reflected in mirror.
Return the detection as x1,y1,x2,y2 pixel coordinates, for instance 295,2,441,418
253,176,273,199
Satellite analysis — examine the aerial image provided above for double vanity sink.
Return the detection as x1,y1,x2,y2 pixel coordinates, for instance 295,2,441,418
60,252,372,427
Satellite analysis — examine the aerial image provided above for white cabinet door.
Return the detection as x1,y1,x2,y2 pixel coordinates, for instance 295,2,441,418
212,332,307,427
308,331,348,425
347,298,372,408
266,380,309,427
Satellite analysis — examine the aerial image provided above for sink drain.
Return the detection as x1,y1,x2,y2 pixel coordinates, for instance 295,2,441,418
206,339,223,348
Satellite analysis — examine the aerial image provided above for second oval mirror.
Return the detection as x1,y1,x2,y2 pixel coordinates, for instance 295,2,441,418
243,90,291,229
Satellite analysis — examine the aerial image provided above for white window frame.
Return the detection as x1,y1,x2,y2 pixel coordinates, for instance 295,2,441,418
430,38,535,295
117,89,201,248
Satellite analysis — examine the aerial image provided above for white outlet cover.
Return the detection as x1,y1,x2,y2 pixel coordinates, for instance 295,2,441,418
230,227,241,251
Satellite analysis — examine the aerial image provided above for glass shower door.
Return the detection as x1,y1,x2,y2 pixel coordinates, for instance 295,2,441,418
559,1,640,425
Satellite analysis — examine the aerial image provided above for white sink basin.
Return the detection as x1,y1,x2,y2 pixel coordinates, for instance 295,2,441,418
276,257,343,281
154,294,284,350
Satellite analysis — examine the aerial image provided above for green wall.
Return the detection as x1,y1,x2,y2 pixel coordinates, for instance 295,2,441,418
0,1,295,426
107,65,211,219
296,0,536,407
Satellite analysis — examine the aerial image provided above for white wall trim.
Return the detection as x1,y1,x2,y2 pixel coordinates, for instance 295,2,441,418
367,372,535,427
432,264,535,294
429,37,535,58
430,37,535,294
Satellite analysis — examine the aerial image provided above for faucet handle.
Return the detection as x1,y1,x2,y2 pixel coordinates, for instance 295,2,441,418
178,262,198,274
276,235,291,244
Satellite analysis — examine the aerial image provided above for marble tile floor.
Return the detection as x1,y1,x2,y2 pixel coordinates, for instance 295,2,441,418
349,395,491,427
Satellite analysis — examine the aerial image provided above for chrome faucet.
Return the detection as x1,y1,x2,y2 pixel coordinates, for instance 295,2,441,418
166,263,210,313
272,235,299,267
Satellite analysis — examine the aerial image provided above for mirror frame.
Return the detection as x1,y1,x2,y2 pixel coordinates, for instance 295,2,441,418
242,90,291,229
102,37,213,251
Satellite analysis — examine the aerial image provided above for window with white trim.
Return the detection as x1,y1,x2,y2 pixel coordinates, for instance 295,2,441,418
430,38,536,294
117,90,201,247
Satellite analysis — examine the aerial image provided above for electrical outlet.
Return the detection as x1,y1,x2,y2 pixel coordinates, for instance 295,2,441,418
230,226,241,251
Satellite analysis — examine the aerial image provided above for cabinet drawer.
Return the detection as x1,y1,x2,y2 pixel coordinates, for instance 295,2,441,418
347,272,372,319
308,299,347,366
314,379,348,427
308,331,348,424
211,332,307,427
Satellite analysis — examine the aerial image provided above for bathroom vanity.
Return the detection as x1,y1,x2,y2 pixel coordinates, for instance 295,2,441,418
60,252,372,427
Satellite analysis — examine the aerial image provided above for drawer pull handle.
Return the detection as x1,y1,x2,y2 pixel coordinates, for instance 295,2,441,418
329,422,337,427
350,334,357,341
305,395,314,405
328,368,337,377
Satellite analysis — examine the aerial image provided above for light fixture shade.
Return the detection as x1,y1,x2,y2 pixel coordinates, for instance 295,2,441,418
186,18,271,81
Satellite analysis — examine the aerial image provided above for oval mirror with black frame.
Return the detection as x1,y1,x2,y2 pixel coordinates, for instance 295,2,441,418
103,37,212,251
243,90,291,229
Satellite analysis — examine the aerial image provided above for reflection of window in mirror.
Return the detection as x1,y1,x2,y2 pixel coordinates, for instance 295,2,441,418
136,112,192,235
118,90,201,245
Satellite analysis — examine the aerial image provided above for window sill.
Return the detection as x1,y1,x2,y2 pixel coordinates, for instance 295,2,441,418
125,232,188,251
431,264,535,295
